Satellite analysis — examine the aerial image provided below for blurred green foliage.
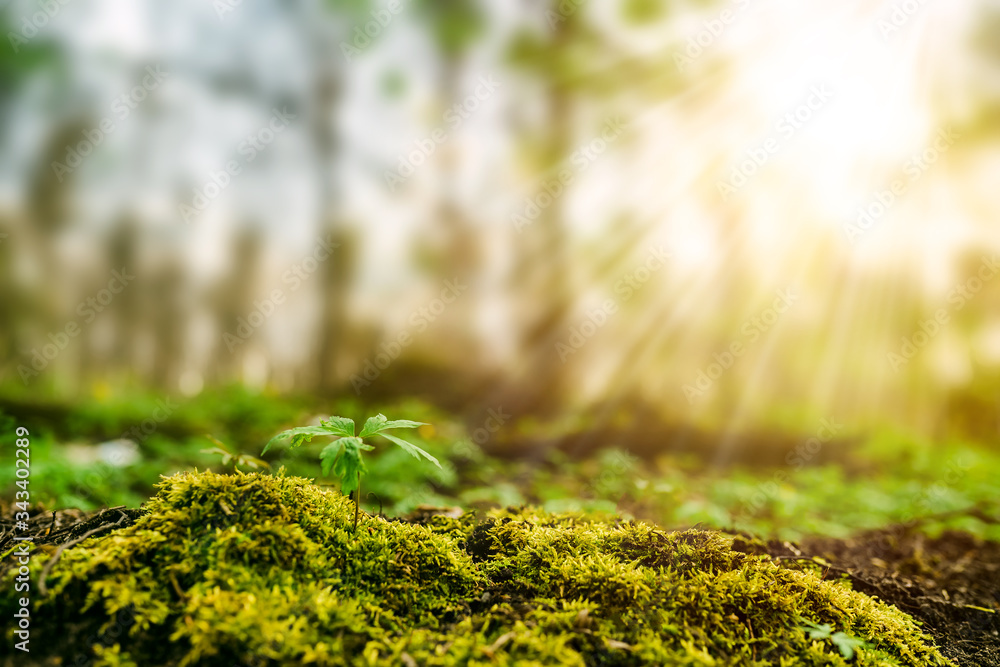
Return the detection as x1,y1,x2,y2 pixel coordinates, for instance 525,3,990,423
2,388,998,543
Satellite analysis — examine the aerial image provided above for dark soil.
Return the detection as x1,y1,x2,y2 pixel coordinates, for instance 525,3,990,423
734,525,1000,667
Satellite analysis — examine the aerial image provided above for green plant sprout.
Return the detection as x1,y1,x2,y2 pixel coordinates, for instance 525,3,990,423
796,619,868,659
201,435,270,473
261,414,440,530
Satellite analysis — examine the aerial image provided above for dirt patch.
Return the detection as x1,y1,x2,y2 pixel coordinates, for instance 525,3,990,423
734,526,1000,667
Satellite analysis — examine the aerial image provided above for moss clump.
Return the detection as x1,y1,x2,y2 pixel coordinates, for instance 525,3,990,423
2,471,952,666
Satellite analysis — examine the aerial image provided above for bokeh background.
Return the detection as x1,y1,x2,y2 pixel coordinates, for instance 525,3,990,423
2,0,1000,530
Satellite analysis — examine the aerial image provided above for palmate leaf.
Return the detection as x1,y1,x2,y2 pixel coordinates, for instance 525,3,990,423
261,425,335,455
358,413,427,438
331,437,373,494
799,621,833,639
263,413,436,502
831,633,866,659
379,432,442,469
321,416,355,437
319,440,344,477
797,620,866,659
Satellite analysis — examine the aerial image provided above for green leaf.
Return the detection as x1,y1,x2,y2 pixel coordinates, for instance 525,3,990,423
796,620,832,640
358,413,427,438
319,441,344,477
200,447,229,457
831,633,865,659
331,437,373,494
379,432,442,469
261,426,337,455
321,416,355,437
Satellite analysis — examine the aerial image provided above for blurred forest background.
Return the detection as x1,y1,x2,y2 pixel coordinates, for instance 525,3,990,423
2,0,1000,488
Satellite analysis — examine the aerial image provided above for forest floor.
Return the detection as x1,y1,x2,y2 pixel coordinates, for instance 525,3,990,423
3,490,997,666
1,389,998,664
743,525,1000,666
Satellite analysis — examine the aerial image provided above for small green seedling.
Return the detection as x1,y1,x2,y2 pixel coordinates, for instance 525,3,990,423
262,414,440,530
796,620,868,659
202,435,270,473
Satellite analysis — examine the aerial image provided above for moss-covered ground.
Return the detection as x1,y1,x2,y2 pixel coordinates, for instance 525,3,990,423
2,471,954,666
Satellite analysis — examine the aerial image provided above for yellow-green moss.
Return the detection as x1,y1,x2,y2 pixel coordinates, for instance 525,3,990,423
2,471,953,666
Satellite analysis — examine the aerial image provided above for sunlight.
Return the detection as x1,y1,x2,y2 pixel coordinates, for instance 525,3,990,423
549,0,994,432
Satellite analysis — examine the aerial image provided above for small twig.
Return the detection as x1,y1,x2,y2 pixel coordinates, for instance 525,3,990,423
772,556,828,567
38,514,125,596
169,572,188,601
46,511,56,536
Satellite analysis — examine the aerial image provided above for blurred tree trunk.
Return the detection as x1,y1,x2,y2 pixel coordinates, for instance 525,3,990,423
310,58,352,393
419,1,486,295
422,55,485,363
0,215,23,378
498,5,681,420
101,215,141,384
148,258,187,391
211,227,263,385
316,226,356,391
23,122,85,391
501,14,578,417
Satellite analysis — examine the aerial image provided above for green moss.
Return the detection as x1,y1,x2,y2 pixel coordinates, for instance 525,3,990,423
2,471,952,666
